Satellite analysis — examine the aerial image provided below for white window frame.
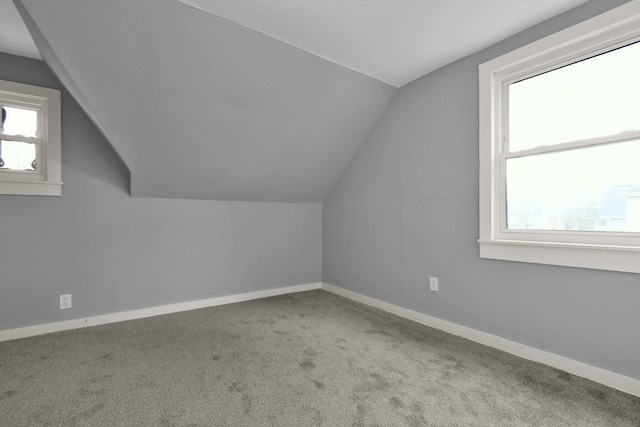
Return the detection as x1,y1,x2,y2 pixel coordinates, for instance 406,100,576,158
479,0,640,274
0,79,62,196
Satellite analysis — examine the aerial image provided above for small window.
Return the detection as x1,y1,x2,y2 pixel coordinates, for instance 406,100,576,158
0,79,62,196
479,1,640,273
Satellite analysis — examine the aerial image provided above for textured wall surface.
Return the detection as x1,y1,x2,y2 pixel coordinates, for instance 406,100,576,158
323,0,640,380
0,53,321,330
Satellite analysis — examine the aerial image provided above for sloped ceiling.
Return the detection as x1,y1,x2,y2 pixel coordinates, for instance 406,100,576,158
178,0,590,87
14,0,396,202
0,0,40,59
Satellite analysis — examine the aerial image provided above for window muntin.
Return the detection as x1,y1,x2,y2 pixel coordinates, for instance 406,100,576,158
478,0,640,273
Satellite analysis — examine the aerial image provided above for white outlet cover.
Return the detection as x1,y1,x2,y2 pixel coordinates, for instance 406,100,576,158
59,294,72,310
429,277,439,291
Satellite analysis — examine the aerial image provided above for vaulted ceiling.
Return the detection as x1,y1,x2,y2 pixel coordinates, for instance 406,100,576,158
8,0,588,202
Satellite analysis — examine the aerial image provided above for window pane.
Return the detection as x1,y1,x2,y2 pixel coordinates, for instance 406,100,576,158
509,42,640,152
0,140,36,171
1,106,38,138
506,139,640,232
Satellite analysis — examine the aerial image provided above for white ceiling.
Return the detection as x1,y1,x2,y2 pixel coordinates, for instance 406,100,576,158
178,0,589,87
1,0,589,85
0,0,40,60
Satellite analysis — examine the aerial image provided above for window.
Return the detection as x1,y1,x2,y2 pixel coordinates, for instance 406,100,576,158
0,79,62,196
479,1,640,274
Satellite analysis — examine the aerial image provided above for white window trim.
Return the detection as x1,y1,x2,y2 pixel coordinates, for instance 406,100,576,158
0,79,62,196
479,0,640,274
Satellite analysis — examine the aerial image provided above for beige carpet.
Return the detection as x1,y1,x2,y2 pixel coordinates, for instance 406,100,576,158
1,290,639,426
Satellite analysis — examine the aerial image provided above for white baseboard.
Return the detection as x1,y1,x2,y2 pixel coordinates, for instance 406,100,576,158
3,281,637,397
321,282,640,398
0,283,321,342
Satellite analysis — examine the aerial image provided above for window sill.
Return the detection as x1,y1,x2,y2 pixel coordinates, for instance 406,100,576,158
0,180,63,196
478,239,640,274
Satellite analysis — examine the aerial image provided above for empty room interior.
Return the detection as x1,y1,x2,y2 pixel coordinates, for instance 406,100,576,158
1,0,640,425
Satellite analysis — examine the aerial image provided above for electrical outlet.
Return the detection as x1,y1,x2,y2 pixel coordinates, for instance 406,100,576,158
429,277,439,292
59,294,72,310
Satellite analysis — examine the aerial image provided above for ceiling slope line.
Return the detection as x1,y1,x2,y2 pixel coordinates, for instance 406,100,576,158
174,0,399,88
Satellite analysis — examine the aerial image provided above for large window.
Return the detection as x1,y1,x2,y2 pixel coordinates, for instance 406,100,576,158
0,79,62,196
479,1,640,273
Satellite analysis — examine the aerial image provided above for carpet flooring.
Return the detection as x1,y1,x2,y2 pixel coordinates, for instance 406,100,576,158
1,289,639,426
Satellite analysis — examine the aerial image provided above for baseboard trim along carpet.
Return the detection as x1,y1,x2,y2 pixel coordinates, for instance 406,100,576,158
2,280,637,397
0,283,321,343
320,282,640,398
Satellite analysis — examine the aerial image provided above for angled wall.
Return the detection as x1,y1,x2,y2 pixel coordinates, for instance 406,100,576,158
15,0,396,202
0,52,321,331
323,0,640,380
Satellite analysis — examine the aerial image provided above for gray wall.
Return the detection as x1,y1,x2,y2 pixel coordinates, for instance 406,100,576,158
0,52,321,331
16,0,395,203
323,0,640,380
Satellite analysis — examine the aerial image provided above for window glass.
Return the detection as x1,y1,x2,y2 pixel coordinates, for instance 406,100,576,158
1,106,38,138
508,42,640,152
506,139,640,232
0,140,36,171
